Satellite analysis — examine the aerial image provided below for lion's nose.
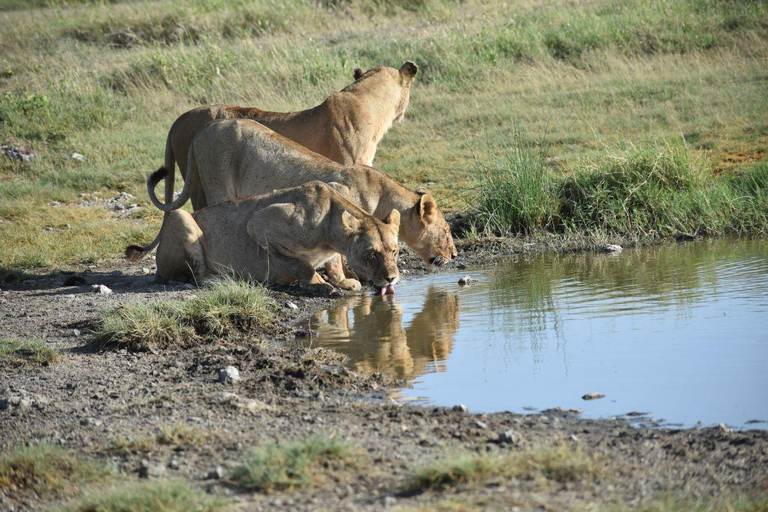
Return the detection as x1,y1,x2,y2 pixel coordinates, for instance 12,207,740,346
386,276,396,283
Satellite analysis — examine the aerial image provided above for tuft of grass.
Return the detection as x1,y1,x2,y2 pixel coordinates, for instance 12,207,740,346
93,277,276,350
231,436,359,493
64,479,224,512
411,443,600,492
0,338,60,366
109,424,208,455
0,443,107,500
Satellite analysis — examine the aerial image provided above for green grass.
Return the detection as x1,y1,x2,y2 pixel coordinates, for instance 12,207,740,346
470,139,768,238
94,277,276,349
0,338,60,366
411,443,600,491
0,0,766,268
0,443,108,500
108,423,208,454
64,479,224,512
231,436,359,492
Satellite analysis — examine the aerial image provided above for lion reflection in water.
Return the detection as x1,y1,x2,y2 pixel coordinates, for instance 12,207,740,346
309,286,460,380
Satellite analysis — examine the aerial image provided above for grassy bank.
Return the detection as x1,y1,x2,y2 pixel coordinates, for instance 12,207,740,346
0,0,766,270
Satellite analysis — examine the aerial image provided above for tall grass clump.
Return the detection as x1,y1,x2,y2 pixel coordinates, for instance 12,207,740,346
410,443,600,492
231,436,358,492
94,277,276,349
0,338,60,366
470,133,555,235
0,444,107,500
65,479,223,512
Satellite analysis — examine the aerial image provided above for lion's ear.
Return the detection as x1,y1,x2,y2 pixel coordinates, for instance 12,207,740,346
342,210,361,235
386,209,400,228
416,190,438,225
399,61,418,80
353,67,365,80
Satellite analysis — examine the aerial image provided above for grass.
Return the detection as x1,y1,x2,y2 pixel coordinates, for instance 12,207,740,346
64,479,224,512
0,0,766,269
93,277,276,349
108,423,208,454
411,442,600,491
231,436,359,493
0,338,60,366
0,443,108,500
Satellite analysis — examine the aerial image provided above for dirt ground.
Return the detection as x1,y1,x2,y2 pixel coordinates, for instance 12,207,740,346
1,241,767,511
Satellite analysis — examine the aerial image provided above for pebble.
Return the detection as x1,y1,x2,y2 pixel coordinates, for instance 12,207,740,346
602,244,623,253
582,392,605,400
139,460,166,479
384,496,397,507
457,275,475,286
569,408,583,415
206,466,225,480
285,301,299,310
218,366,241,383
68,153,85,161
2,144,34,162
498,429,521,445
452,404,468,413
80,417,102,427
717,423,732,434
141,267,152,275
169,457,180,470
92,284,113,295
474,420,488,429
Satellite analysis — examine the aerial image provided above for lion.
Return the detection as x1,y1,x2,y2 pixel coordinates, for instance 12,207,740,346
154,181,400,295
160,62,417,212
128,119,457,288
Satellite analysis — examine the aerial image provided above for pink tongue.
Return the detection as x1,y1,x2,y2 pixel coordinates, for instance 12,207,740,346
384,284,395,295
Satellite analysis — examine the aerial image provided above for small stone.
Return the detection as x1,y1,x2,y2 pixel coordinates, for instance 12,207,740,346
169,457,180,470
568,408,583,415
602,244,623,253
218,366,240,383
498,429,520,445
68,153,85,161
458,275,475,286
570,434,579,442
92,284,112,295
285,301,299,310
474,420,488,429
582,392,605,400
384,496,397,507
141,267,151,275
206,466,225,480
2,144,34,162
139,460,166,479
80,417,102,427
72,329,81,337
717,423,732,434
452,404,468,413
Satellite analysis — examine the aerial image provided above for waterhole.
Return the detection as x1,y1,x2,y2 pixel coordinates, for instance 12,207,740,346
301,240,768,428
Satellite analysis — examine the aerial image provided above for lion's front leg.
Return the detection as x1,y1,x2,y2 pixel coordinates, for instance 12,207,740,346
325,255,361,291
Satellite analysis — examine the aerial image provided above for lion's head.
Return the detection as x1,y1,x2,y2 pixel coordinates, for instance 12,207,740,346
348,61,418,123
343,209,401,287
403,188,458,269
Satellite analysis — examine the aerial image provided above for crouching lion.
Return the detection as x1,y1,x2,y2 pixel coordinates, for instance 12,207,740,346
128,119,457,287
161,62,417,212
154,181,400,295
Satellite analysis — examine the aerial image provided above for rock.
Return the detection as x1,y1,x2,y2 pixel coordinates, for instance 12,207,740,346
218,366,240,383
68,153,85,161
72,329,81,337
141,267,152,275
601,244,623,253
458,275,475,286
92,284,112,295
80,417,102,427
474,420,488,429
717,423,732,434
384,496,397,507
582,392,605,400
139,460,166,479
498,429,521,445
206,466,225,480
63,275,86,286
452,404,468,413
2,144,34,162
169,457,180,470
568,408,583,415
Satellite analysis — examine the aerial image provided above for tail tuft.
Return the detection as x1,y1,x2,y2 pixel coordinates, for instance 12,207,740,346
125,244,147,262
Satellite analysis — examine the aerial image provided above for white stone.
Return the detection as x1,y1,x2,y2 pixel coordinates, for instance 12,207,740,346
218,366,240,383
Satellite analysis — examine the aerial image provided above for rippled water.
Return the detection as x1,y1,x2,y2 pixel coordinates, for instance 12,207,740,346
301,240,768,428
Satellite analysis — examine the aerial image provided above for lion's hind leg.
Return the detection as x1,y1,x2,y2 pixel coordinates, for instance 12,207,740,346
155,210,207,284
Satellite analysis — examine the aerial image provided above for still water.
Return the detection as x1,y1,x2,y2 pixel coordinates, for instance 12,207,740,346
302,240,768,428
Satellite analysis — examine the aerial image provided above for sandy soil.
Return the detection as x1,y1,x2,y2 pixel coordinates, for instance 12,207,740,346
1,243,767,510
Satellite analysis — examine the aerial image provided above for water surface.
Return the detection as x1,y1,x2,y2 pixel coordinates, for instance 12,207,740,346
302,240,768,428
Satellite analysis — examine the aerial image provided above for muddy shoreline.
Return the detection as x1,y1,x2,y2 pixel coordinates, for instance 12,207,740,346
1,237,767,510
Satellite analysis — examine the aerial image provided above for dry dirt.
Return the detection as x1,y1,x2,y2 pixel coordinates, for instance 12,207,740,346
1,242,767,511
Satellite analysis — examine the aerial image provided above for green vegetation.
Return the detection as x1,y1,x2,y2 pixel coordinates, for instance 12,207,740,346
0,443,107,500
471,140,768,237
0,338,60,366
64,479,223,512
0,0,766,269
94,277,276,349
108,423,208,454
231,436,359,492
411,443,599,491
